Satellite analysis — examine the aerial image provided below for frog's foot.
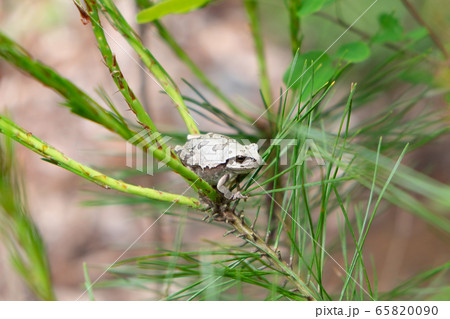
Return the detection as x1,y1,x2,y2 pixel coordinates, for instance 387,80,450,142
217,174,248,201
231,191,248,200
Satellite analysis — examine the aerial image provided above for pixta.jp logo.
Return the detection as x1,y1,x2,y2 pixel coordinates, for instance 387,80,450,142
126,131,172,175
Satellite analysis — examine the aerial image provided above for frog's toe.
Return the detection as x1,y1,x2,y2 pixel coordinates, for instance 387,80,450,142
232,191,248,200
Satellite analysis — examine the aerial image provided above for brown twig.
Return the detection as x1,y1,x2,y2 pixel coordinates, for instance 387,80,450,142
218,208,316,300
401,0,449,61
315,11,441,66
315,11,401,52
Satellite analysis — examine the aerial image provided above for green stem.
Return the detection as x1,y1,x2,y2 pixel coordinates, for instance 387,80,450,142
97,0,200,135
85,0,160,137
223,209,316,300
84,0,171,157
244,0,272,106
0,116,203,208
0,31,132,139
153,21,255,124
0,135,56,300
287,0,302,56
0,29,218,201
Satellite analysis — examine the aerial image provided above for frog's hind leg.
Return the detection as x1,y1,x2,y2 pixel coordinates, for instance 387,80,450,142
217,174,247,200
217,173,233,199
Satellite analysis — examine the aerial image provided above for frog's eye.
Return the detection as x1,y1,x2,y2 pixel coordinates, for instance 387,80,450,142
236,156,246,163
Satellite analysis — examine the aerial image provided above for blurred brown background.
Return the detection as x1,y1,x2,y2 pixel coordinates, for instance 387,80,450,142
0,0,449,300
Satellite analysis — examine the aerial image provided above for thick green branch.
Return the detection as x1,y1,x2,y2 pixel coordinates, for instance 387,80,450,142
97,0,200,135
0,116,202,208
0,31,132,139
0,31,218,201
84,0,161,138
82,0,171,157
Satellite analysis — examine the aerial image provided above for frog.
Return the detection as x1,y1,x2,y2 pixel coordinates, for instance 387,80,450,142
174,133,262,200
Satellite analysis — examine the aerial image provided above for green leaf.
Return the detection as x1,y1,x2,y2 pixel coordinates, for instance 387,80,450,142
336,42,371,63
379,12,403,32
426,286,450,301
445,93,450,103
282,51,336,100
297,0,334,17
83,263,96,301
297,0,326,17
405,27,428,41
137,0,211,23
372,13,403,43
399,68,433,85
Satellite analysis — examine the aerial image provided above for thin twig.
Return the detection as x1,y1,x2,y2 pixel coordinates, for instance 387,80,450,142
315,11,401,51
221,209,316,300
244,0,272,105
315,11,441,66
153,21,256,124
401,0,449,61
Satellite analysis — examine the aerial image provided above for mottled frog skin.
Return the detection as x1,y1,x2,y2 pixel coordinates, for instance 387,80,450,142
174,133,262,200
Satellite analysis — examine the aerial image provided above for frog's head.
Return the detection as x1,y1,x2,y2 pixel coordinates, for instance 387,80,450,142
226,143,262,174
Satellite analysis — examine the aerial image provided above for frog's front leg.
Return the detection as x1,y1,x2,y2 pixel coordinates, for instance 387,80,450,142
217,173,247,200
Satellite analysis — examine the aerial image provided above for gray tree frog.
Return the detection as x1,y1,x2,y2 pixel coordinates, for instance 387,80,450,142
174,133,262,200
